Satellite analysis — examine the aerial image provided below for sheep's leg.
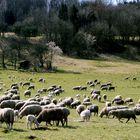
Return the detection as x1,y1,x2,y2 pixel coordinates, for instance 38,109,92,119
6,123,10,130
133,118,136,123
60,119,64,126
126,118,130,123
30,122,32,129
27,121,29,129
118,118,123,123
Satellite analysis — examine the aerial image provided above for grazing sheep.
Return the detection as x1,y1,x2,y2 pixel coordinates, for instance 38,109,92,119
0,100,18,109
11,83,18,88
109,109,136,123
87,105,99,116
71,100,81,108
0,108,14,130
15,101,26,110
80,109,91,121
36,108,64,126
82,102,92,107
108,86,115,91
59,107,70,126
19,104,42,119
11,95,20,100
62,97,74,107
22,82,30,87
83,97,90,102
80,86,87,91
105,101,111,107
0,95,11,103
91,90,100,95
101,86,108,91
24,90,31,97
89,83,95,87
26,114,39,129
28,85,35,90
91,94,99,100
38,78,46,83
114,100,124,105
97,95,101,102
73,86,81,90
87,81,93,85
76,105,85,115
103,94,107,102
99,106,128,118
124,98,133,104
112,95,122,104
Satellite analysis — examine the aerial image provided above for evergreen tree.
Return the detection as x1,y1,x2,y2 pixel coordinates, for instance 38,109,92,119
58,3,68,21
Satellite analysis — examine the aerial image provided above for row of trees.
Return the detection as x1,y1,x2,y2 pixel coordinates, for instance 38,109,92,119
1,0,140,70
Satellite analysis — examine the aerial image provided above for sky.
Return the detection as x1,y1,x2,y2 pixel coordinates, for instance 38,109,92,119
79,0,134,5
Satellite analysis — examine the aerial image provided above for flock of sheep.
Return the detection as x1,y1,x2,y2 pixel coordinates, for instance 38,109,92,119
0,74,139,131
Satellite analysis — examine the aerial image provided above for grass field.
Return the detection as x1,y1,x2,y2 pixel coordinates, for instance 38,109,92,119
0,56,140,140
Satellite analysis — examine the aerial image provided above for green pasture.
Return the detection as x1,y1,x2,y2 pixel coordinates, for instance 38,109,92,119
0,58,140,140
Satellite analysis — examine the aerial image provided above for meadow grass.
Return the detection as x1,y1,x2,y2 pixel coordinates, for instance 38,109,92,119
0,57,140,140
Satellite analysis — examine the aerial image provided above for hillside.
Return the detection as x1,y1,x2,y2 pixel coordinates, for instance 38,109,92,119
54,55,140,74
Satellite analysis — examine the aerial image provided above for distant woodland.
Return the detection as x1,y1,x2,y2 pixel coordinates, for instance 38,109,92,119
0,0,140,70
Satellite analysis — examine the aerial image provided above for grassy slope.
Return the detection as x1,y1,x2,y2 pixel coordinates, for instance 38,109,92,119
0,56,140,140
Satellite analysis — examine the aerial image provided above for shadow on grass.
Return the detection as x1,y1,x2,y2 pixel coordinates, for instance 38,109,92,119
54,69,81,74
13,128,28,132
64,125,79,129
35,127,58,131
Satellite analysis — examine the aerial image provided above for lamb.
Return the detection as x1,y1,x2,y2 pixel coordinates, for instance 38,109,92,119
26,114,39,129
76,105,85,115
0,108,14,130
19,104,42,119
24,90,31,97
80,109,91,121
109,109,136,123
87,105,99,116
36,108,64,126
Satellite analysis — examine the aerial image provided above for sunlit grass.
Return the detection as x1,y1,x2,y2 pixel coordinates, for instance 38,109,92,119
0,57,140,139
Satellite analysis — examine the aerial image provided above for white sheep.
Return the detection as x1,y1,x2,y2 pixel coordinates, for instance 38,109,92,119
80,109,91,121
0,108,14,130
26,114,39,129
